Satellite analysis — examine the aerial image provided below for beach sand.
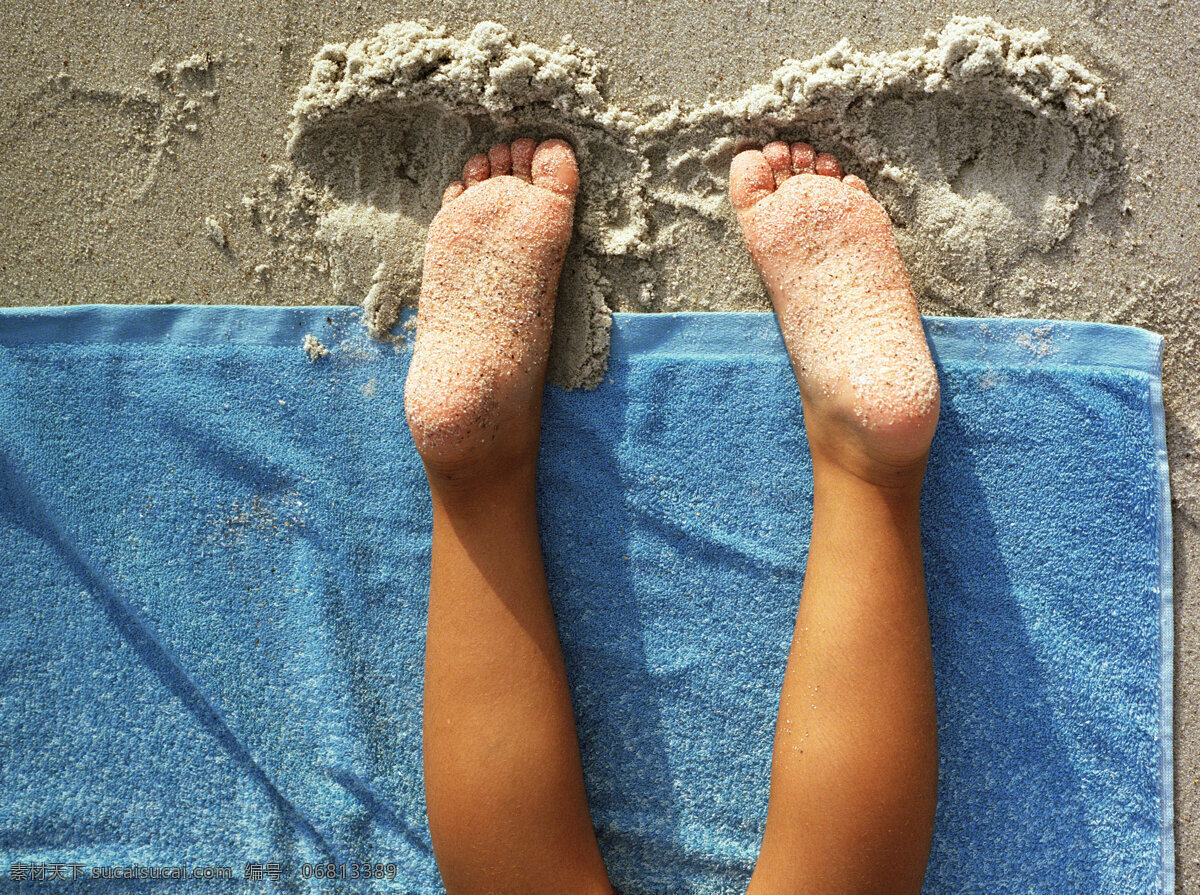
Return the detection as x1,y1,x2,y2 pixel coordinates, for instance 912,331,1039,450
1,0,1196,885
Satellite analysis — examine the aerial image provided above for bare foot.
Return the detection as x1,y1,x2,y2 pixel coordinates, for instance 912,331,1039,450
405,138,578,485
730,141,940,488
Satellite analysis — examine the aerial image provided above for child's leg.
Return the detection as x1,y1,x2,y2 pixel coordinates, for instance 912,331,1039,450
731,142,941,895
406,139,612,895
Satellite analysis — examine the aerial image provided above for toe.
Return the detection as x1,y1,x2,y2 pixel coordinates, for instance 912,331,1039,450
814,152,843,178
511,138,536,181
442,181,466,205
488,143,512,177
763,141,792,187
843,174,871,194
462,153,490,187
729,149,776,211
531,138,579,198
791,142,816,174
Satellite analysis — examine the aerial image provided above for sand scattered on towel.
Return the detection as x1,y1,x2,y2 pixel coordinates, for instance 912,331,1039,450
254,16,1119,388
302,334,329,361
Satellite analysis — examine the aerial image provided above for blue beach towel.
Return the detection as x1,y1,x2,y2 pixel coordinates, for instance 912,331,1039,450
0,306,1172,894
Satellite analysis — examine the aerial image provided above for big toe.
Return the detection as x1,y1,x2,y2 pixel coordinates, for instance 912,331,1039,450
730,149,776,211
531,139,579,199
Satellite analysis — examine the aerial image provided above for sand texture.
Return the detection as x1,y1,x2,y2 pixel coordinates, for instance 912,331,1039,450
1,0,1197,888
279,16,1119,388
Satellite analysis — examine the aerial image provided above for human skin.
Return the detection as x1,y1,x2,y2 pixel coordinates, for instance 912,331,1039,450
732,140,939,895
406,136,939,895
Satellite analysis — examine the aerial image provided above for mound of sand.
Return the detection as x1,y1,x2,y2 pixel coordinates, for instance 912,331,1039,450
270,16,1120,388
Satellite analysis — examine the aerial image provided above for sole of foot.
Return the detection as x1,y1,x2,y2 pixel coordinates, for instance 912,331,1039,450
730,141,940,490
404,138,578,488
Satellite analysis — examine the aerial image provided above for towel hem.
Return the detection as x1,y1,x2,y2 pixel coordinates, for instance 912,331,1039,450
0,307,1166,379
1149,336,1176,894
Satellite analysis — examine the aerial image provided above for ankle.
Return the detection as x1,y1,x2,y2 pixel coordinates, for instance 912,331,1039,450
426,455,539,511
800,383,937,493
810,443,929,500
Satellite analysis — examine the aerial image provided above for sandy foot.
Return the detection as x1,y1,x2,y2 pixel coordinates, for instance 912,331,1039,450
404,138,578,480
730,141,940,483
